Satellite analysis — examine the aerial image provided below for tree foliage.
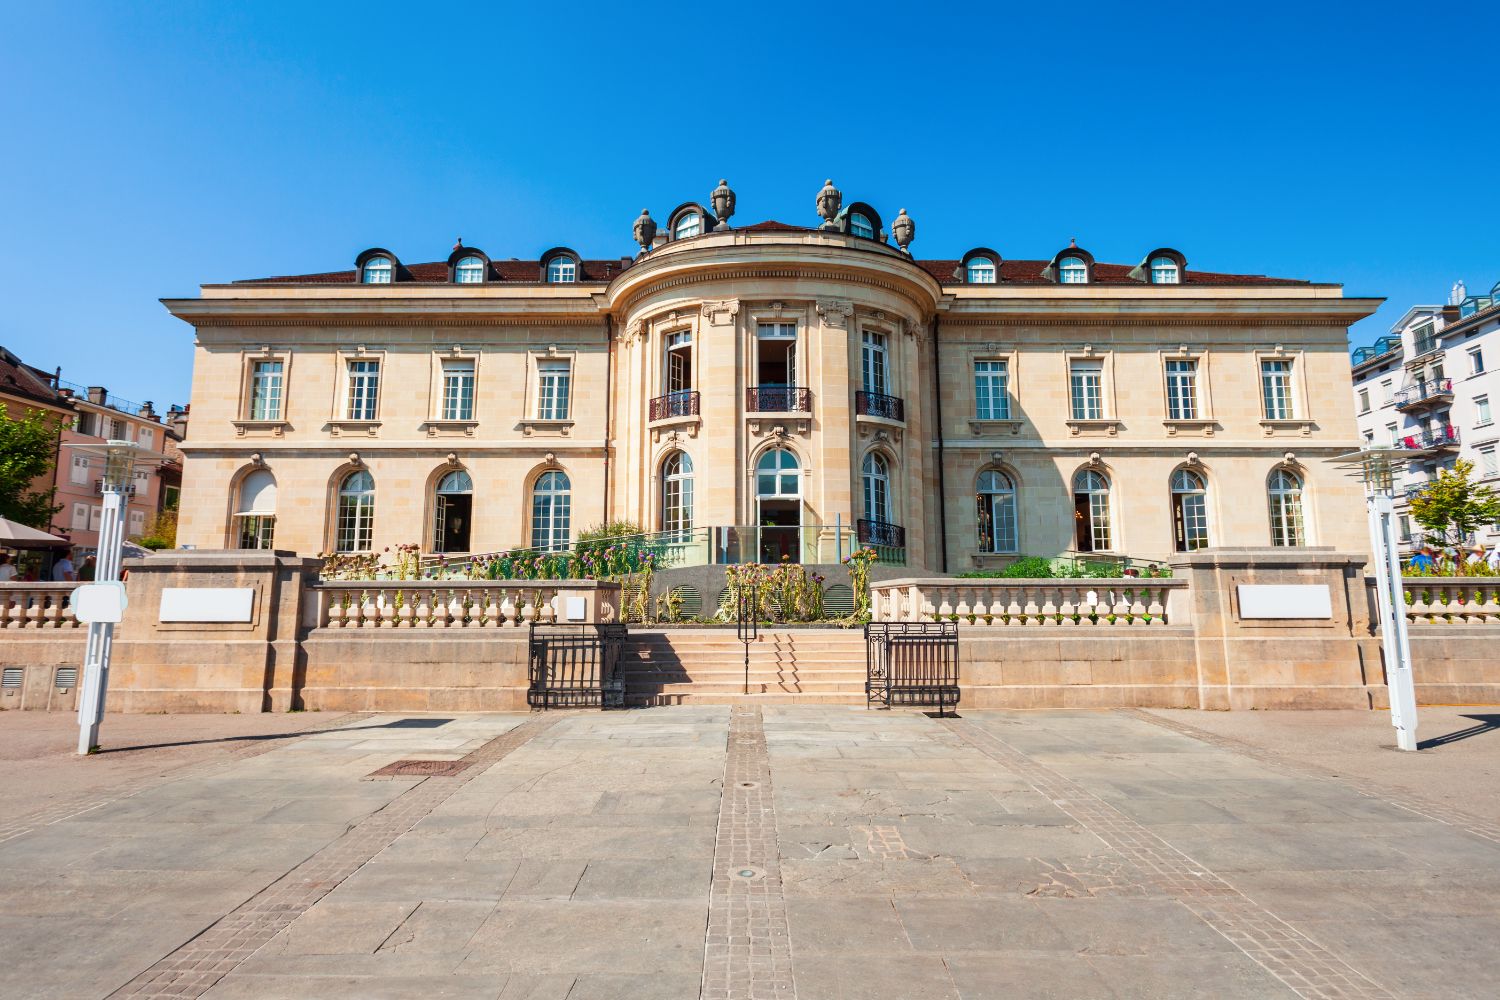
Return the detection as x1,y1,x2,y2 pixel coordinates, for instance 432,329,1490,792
0,402,63,528
1409,459,1500,547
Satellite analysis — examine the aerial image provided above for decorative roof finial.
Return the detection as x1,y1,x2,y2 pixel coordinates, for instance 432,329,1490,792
632,209,657,254
1069,236,1077,248
710,179,736,231
815,179,842,230
891,208,915,253
453,236,463,250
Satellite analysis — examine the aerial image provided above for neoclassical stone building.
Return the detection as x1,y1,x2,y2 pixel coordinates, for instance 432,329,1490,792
166,180,1379,571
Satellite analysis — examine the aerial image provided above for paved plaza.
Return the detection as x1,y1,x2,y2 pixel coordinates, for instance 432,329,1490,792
3,706,1500,999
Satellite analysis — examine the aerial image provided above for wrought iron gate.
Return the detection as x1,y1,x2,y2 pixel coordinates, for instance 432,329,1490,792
864,622,960,714
527,623,627,709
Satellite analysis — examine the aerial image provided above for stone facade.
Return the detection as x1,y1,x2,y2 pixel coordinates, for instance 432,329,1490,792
165,187,1379,571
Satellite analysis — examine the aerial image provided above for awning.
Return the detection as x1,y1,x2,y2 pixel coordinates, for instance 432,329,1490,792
0,516,71,550
234,469,277,516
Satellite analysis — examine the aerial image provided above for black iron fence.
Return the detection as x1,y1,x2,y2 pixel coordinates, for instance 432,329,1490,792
865,621,959,714
746,386,812,413
649,390,700,421
527,623,628,709
858,518,905,548
855,390,905,422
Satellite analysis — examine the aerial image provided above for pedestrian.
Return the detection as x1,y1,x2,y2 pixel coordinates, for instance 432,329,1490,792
1487,544,1500,573
0,553,16,582
1407,545,1436,573
52,554,76,582
78,554,97,581
1464,546,1486,570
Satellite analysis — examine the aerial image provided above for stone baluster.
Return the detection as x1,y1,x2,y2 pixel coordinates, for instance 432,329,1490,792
395,590,414,627
376,589,395,627
1110,588,1130,623
539,592,557,624
1003,587,1023,626
59,599,79,629
41,594,61,628
499,591,518,626
954,587,972,623
430,589,451,628
1147,586,1166,623
1128,587,1147,625
521,593,538,624
1479,585,1500,624
1022,586,1040,625
483,589,501,627
1039,585,1059,625
460,589,481,628
357,590,378,629
935,588,954,622
325,592,344,629
411,589,431,627
25,595,43,629
445,590,465,628
1404,586,1427,624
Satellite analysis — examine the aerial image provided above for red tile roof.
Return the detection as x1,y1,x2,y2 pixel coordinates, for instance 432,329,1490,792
0,346,69,410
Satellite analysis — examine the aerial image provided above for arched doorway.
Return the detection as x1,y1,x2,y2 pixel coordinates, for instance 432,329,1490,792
1170,468,1210,551
433,470,473,553
755,448,801,563
1072,469,1112,553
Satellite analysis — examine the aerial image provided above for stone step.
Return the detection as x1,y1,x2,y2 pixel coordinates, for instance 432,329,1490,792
625,679,868,695
625,691,867,706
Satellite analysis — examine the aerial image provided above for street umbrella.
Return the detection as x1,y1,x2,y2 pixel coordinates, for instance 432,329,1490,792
0,516,71,550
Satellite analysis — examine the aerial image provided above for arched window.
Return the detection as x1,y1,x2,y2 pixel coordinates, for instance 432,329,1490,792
756,448,800,497
861,453,891,525
433,470,473,553
976,470,1017,553
1171,468,1209,551
336,470,375,552
1072,469,1112,552
849,213,875,239
1059,256,1088,284
545,256,577,283
454,256,485,284
1150,256,1180,284
235,469,276,550
1268,469,1306,547
673,213,702,239
530,470,571,551
361,256,393,284
967,257,997,284
661,452,694,535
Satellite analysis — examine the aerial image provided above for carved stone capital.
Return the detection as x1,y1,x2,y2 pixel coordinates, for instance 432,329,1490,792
699,299,740,326
815,298,854,328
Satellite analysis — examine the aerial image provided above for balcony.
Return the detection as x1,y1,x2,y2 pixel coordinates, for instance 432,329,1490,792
855,390,905,422
1402,425,1460,453
1394,379,1454,412
1352,336,1402,366
857,518,906,548
648,390,699,422
1403,482,1430,500
746,386,812,413
1411,335,1441,358
93,479,137,497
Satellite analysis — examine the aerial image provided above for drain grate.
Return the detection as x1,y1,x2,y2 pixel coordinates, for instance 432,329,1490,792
365,759,471,780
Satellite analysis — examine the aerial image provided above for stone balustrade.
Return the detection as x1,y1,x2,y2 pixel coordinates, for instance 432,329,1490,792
305,580,620,631
871,577,1188,626
0,583,83,630
1400,579,1500,625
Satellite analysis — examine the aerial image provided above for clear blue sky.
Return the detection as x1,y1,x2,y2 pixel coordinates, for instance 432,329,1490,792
2,2,1496,408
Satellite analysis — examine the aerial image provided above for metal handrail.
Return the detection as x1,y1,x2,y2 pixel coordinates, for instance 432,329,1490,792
857,518,906,548
746,386,812,413
1394,379,1454,408
1402,425,1460,450
648,390,699,421
855,390,905,421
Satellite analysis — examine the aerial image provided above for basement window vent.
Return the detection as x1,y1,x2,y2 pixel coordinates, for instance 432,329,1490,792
1,668,23,690
55,667,78,689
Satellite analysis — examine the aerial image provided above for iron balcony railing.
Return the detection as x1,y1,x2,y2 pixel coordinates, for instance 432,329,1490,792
1394,379,1454,411
94,479,137,497
855,390,905,422
1402,425,1460,451
746,386,812,413
648,390,700,421
857,518,906,549
1403,482,1430,500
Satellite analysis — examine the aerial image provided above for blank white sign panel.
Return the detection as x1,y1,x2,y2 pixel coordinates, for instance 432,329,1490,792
159,587,256,623
1236,584,1332,620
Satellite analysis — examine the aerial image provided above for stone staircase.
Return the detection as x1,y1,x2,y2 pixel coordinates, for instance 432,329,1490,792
621,628,869,706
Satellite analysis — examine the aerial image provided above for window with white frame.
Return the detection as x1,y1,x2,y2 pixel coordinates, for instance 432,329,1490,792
110,418,126,439
1399,514,1412,541
1165,359,1199,420
345,360,380,420
336,470,375,552
661,452,693,534
1260,359,1295,419
967,257,996,283
1480,445,1498,478
1268,469,1306,546
1380,378,1394,403
1058,257,1088,284
454,256,485,283
1171,468,1210,551
755,448,800,498
665,330,693,394
249,360,284,420
70,454,90,485
546,257,577,283
1073,470,1112,551
128,508,146,536
530,471,571,550
1470,347,1485,375
1069,359,1104,420
976,470,1017,553
974,360,1010,420
138,426,154,449
536,360,571,420
849,213,875,239
861,453,891,525
71,503,89,530
441,359,476,421
861,331,888,395
1476,394,1492,427
1387,422,1400,446
1150,257,1180,284
236,468,277,550
1357,388,1370,413
362,256,393,284
673,213,702,239
89,506,102,532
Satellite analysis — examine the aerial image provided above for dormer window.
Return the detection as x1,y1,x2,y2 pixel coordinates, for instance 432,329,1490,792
850,213,875,239
1059,257,1088,284
1150,256,1180,284
546,256,577,283
673,213,702,239
362,256,393,284
454,256,485,284
967,258,996,284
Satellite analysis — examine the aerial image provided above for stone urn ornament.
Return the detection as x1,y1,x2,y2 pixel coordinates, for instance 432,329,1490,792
815,178,842,230
632,209,657,253
710,179,736,231
891,208,915,253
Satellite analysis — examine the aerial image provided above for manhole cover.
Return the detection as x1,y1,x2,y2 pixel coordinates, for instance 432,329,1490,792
366,759,471,780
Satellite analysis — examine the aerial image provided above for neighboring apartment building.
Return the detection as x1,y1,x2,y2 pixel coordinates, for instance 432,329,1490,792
0,346,74,519
1351,279,1500,551
165,181,1378,571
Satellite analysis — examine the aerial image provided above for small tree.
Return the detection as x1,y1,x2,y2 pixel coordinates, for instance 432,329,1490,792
137,508,178,550
0,402,63,529
1409,459,1500,547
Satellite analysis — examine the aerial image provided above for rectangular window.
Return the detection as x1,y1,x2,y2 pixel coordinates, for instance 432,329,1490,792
137,426,154,449
1476,395,1492,427
1357,388,1370,413
440,360,476,421
1260,359,1295,419
861,331,888,395
1362,430,1375,446
1387,423,1400,447
238,515,275,549
1165,359,1198,420
75,411,96,436
110,418,126,439
665,330,693,393
974,360,1010,420
1379,379,1393,404
128,509,146,536
1470,347,1485,375
1399,514,1412,541
71,503,89,529
345,360,380,420
536,360,571,420
1481,446,1498,478
1069,360,1104,420
89,506,102,532
249,360,284,420
70,454,90,485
